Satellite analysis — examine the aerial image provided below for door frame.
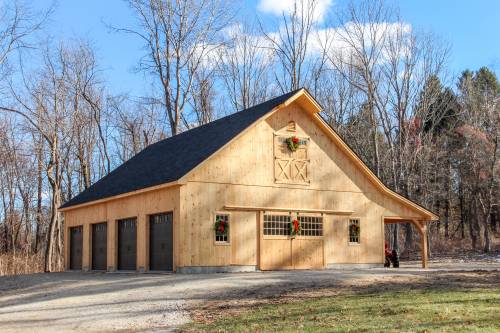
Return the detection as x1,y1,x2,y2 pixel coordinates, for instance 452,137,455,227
90,221,108,271
258,211,325,270
116,217,138,271
147,211,174,272
69,225,83,270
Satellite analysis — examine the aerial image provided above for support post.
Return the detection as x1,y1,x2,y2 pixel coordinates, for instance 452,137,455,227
412,220,428,269
420,222,428,269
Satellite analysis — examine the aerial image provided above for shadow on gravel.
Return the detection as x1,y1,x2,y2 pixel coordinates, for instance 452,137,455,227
1,269,498,311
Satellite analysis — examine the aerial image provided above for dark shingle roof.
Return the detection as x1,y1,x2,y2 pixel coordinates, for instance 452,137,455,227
61,90,300,209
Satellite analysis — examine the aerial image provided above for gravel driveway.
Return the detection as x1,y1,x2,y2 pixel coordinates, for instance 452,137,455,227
1,261,498,333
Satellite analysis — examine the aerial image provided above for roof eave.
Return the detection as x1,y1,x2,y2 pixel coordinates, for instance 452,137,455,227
311,113,438,222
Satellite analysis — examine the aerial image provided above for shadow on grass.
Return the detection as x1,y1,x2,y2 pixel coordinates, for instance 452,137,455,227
184,271,500,332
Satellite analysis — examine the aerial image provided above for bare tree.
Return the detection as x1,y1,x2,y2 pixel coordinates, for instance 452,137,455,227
188,69,216,126
5,43,89,271
217,23,271,111
262,0,324,92
115,0,231,135
112,97,166,163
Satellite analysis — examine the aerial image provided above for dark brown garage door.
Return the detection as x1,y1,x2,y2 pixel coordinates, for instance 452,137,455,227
92,222,107,271
118,218,137,271
149,212,173,271
70,226,83,270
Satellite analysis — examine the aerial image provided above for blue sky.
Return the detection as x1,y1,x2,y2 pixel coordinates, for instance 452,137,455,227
33,0,500,97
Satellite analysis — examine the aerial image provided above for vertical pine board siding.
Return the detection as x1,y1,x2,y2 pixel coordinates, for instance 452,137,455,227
64,186,180,271
64,99,431,271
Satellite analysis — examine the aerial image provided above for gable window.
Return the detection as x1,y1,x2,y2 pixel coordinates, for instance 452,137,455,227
287,120,296,132
215,214,229,243
298,215,323,236
263,214,291,235
348,219,360,243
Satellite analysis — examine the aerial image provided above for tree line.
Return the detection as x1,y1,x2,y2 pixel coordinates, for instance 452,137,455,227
0,0,498,274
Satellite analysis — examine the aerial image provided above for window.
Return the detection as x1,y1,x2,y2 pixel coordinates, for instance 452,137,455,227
215,214,229,243
349,219,360,243
287,120,296,132
263,214,291,236
298,215,323,236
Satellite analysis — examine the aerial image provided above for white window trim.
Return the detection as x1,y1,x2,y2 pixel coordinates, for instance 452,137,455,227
214,212,231,246
347,218,361,245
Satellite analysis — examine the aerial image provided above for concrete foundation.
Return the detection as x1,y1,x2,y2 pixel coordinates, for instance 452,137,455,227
326,263,383,269
176,265,258,274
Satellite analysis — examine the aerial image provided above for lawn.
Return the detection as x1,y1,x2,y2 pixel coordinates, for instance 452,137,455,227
186,287,500,332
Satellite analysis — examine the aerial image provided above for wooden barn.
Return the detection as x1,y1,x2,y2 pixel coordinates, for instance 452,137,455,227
60,89,438,273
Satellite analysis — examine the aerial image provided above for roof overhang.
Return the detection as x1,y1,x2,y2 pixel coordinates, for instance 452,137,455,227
282,88,322,114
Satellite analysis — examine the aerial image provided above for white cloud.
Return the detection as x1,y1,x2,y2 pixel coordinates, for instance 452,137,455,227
197,19,413,72
257,0,333,23
316,22,413,64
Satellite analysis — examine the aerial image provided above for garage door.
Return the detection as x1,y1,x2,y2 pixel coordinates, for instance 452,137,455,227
149,212,173,271
260,214,324,270
92,222,107,271
118,218,137,270
70,226,83,270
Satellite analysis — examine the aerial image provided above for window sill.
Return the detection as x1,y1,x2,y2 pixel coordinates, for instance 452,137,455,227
263,235,324,240
348,242,361,246
214,242,231,246
263,236,289,240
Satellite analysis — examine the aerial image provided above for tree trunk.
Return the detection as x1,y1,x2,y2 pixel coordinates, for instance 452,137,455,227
459,190,465,239
469,200,477,250
392,224,399,251
435,199,441,238
404,223,413,258
482,214,491,253
444,198,450,238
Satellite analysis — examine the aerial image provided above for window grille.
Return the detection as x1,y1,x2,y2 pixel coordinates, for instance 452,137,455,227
298,215,323,236
349,219,360,243
215,214,229,243
150,213,170,225
263,214,291,236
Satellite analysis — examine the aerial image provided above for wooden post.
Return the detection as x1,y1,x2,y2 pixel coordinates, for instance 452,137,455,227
420,222,428,269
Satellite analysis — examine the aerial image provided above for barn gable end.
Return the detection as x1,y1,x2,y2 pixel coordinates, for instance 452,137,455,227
61,88,435,272
176,93,434,269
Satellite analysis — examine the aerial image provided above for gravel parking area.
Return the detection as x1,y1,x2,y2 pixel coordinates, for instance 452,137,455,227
0,261,498,333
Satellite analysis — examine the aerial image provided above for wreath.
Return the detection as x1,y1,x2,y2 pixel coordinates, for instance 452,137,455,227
214,217,229,236
290,219,302,236
349,224,360,236
285,136,300,152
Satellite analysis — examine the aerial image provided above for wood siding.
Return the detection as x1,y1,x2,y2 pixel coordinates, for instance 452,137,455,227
64,186,180,271
181,103,420,267
64,98,429,271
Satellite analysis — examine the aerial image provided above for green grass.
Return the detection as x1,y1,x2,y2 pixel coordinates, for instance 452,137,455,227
188,288,500,332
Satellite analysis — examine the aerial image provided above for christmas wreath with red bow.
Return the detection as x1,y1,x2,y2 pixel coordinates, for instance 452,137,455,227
285,136,300,152
290,219,302,236
349,223,360,237
214,216,229,236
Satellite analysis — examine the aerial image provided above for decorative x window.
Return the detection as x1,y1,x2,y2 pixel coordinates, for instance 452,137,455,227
274,134,310,184
292,160,308,182
276,159,291,180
